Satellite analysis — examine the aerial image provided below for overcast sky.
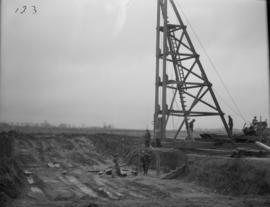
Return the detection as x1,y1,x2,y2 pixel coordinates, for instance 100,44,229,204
0,0,268,130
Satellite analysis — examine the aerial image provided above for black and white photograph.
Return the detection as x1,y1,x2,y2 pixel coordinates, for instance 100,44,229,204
0,0,269,206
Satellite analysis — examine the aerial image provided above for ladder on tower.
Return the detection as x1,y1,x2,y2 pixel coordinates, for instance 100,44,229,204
170,32,186,90
167,27,190,137
154,0,232,140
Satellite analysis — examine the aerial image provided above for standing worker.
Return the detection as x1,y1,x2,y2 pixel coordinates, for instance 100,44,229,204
140,151,151,175
252,116,258,127
228,115,233,136
144,129,151,148
188,119,196,141
112,154,121,177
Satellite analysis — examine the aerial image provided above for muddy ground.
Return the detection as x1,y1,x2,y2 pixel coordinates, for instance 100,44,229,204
5,133,270,207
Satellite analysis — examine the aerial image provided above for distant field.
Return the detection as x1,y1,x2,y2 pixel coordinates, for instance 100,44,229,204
0,123,237,139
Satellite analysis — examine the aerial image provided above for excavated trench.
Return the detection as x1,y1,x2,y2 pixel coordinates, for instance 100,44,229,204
1,132,270,207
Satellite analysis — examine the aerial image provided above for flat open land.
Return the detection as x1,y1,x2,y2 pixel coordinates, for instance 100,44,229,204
3,133,270,207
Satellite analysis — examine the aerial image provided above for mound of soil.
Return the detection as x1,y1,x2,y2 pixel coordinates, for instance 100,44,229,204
89,134,141,157
127,146,270,196
126,147,187,173
184,156,270,195
0,158,27,206
14,133,142,168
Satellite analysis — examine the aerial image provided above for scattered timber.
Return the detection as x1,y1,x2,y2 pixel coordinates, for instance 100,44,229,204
161,164,187,179
255,141,270,152
231,147,267,158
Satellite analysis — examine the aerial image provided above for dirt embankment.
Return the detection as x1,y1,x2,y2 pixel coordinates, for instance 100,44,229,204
0,158,27,207
13,133,142,168
184,155,270,195
126,144,270,196
0,131,27,207
5,131,270,207
16,132,270,197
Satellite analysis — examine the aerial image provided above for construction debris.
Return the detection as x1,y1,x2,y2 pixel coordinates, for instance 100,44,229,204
255,141,270,152
231,147,267,158
23,170,33,176
47,162,60,168
200,133,231,142
161,164,187,179
234,135,258,143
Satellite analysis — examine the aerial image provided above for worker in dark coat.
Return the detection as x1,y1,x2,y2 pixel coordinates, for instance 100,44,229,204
252,116,258,127
112,154,121,177
228,115,233,136
140,151,151,175
188,119,196,140
189,119,195,131
144,129,151,148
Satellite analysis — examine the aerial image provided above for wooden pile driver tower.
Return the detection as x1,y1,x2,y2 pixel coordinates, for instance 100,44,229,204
153,0,231,140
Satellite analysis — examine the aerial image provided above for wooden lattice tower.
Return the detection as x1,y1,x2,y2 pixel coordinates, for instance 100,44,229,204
153,0,231,140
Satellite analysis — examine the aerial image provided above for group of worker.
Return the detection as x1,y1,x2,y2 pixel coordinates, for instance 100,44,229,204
227,115,263,137
141,121,196,176
189,116,234,138
138,114,260,176
112,115,264,178
111,130,152,178
144,115,235,144
139,115,236,176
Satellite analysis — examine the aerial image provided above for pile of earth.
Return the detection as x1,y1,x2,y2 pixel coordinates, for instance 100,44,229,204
0,158,27,207
10,132,270,198
125,145,270,196
14,133,142,168
126,147,187,173
184,155,270,195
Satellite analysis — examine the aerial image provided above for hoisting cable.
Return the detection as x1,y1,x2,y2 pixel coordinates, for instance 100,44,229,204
174,0,247,123
213,89,246,122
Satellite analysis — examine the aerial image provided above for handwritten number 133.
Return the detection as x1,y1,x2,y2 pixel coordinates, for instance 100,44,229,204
15,5,37,14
